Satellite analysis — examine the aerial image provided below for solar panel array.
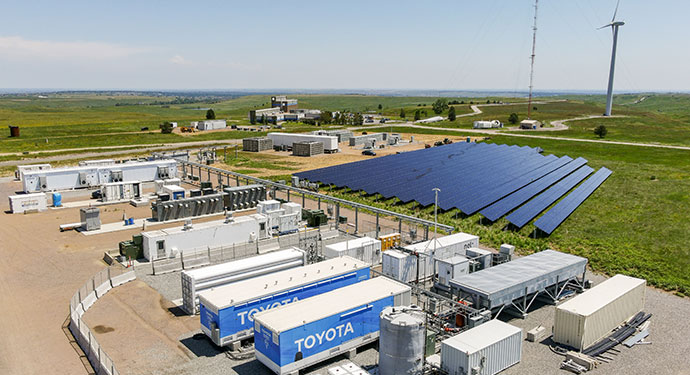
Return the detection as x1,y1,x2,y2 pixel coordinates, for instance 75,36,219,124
295,142,611,234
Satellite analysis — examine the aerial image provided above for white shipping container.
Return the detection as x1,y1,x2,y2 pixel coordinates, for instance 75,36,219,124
268,132,339,152
141,215,263,261
15,164,51,181
553,274,646,351
324,236,382,265
101,181,141,202
181,248,306,314
436,255,469,290
79,159,115,167
8,193,48,213
382,250,419,283
441,319,522,375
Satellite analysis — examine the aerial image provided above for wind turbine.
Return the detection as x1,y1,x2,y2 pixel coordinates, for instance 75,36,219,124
600,0,625,116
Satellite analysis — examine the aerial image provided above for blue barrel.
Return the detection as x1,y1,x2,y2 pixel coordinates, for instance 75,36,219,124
467,137,471,143
52,193,62,207
128,218,135,225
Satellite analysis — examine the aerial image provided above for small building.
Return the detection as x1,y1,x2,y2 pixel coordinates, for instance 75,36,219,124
292,141,324,157
520,119,541,129
271,95,298,112
196,119,227,131
243,137,273,152
249,107,282,123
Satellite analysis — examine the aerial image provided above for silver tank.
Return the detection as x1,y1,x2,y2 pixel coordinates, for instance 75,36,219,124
379,305,426,375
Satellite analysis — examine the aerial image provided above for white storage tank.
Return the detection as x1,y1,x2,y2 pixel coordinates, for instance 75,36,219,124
553,274,646,351
180,248,306,314
8,193,48,213
324,236,382,265
441,319,522,375
379,305,426,375
382,249,418,283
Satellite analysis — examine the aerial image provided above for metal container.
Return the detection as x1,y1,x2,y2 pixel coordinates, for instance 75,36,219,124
181,248,306,315
101,181,142,202
253,277,411,375
8,193,48,213
440,319,522,375
382,249,418,283
449,250,587,312
198,256,370,347
324,236,382,265
435,255,469,291
403,233,479,280
379,305,426,375
15,164,51,181
267,133,339,153
80,207,101,231
554,274,646,350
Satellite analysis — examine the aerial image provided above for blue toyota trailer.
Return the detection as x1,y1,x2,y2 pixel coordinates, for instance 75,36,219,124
198,256,370,347
253,277,412,375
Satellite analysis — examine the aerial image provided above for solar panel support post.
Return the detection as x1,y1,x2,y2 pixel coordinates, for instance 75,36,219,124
355,207,359,234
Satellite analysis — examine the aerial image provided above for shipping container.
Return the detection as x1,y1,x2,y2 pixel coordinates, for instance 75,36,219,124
440,319,522,375
181,248,306,315
198,256,370,347
435,256,469,291
254,277,411,375
553,274,646,351
22,159,176,192
268,133,339,153
79,159,115,167
15,164,51,181
449,250,587,313
324,236,382,265
382,249,420,283
142,215,268,261
8,193,48,213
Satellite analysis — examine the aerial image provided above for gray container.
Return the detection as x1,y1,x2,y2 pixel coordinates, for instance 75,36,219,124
441,319,522,375
80,207,101,231
379,305,426,375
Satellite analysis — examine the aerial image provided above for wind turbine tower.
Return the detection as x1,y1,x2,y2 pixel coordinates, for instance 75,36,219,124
601,0,625,116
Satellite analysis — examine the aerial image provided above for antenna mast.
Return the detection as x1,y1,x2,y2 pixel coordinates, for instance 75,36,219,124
527,0,539,119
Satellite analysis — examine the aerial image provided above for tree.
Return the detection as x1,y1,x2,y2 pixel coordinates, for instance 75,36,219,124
321,111,333,125
206,108,216,119
414,110,421,121
260,114,266,124
400,108,406,118
378,104,382,110
448,106,456,121
354,113,364,126
160,121,174,134
508,112,519,124
432,98,449,114
594,125,608,138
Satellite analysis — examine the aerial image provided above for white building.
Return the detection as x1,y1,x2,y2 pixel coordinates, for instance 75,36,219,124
196,119,227,131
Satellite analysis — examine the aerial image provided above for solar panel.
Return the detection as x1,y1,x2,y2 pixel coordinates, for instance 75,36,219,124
479,157,588,221
534,167,612,234
506,165,594,228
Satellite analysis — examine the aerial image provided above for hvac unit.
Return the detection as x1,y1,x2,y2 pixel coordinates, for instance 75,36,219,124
78,172,87,186
110,170,123,182
158,166,171,179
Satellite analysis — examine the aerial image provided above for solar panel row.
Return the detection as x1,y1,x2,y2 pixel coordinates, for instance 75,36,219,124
534,167,612,234
506,165,594,228
295,142,610,232
479,157,588,221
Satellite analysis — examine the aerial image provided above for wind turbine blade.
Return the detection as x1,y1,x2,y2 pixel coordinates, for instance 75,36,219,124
597,24,612,30
612,0,621,22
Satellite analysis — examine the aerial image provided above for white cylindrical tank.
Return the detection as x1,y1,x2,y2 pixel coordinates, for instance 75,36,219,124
379,305,426,375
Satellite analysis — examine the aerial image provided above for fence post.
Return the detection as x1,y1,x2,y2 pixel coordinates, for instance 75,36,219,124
375,212,380,239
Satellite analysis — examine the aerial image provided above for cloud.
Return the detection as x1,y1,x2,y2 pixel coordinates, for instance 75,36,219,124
0,35,145,60
169,54,190,65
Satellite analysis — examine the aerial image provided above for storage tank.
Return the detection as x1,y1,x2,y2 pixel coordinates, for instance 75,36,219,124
379,305,426,375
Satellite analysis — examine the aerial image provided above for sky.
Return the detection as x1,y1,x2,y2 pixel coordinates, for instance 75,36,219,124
0,0,688,92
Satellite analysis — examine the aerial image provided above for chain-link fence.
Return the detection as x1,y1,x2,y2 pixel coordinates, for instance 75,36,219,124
69,266,135,375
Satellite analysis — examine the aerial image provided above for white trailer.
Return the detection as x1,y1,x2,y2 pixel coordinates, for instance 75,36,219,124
181,248,306,315
473,120,503,129
141,214,268,261
267,133,339,153
324,236,382,265
15,164,51,181
197,119,227,131
79,159,115,167
22,159,177,192
8,193,48,213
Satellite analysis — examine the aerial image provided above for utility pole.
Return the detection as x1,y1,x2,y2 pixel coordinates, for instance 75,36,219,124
527,0,539,120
